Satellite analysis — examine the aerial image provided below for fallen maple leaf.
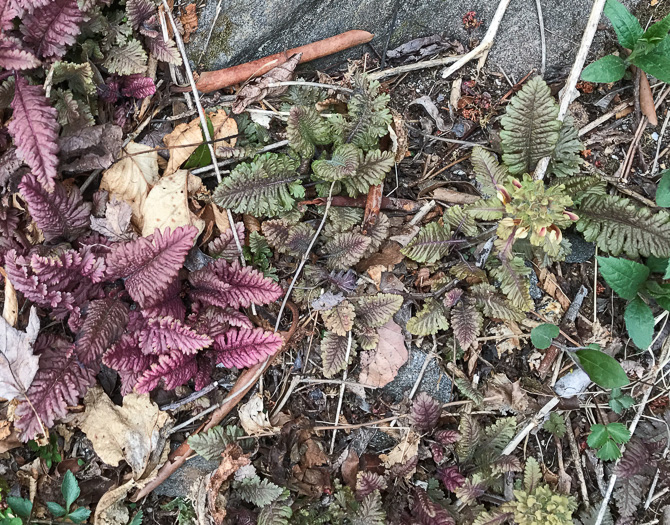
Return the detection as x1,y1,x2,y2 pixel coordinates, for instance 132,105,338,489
140,170,205,236
0,306,40,401
358,320,408,388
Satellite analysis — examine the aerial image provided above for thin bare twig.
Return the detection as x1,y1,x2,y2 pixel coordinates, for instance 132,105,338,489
535,0,546,76
501,397,560,456
329,330,354,454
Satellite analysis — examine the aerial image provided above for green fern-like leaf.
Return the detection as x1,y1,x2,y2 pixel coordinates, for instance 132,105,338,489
322,300,356,336
401,222,457,263
354,326,379,350
454,377,484,406
472,509,514,525
561,174,607,203
360,212,389,256
488,256,534,311
262,219,315,256
576,194,670,258
457,414,482,460
449,262,488,282
287,105,332,157
500,76,561,175
258,497,293,525
213,153,303,216
187,425,244,460
484,416,517,452
444,204,479,237
52,61,95,96
407,298,450,336
548,117,582,178
321,331,355,377
330,74,392,150
103,38,148,75
469,283,526,322
312,144,359,181
52,89,94,128
0,76,15,110
471,146,508,197
523,457,542,493
324,231,371,269
342,149,394,196
351,491,386,525
324,207,364,236
464,198,505,220
351,293,403,329
236,477,284,507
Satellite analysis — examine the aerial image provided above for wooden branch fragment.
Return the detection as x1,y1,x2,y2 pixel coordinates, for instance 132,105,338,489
300,195,422,214
195,30,374,93
535,0,607,180
362,184,383,234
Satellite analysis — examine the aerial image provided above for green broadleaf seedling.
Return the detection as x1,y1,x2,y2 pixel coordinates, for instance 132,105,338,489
609,387,635,414
587,422,631,461
530,323,560,350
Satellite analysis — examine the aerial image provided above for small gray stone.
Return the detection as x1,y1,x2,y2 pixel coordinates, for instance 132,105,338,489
381,348,452,404
565,233,596,264
154,455,220,497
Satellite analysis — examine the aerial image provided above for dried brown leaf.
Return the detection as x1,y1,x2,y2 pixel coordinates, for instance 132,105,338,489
237,393,278,435
358,320,407,388
0,306,39,401
207,443,250,525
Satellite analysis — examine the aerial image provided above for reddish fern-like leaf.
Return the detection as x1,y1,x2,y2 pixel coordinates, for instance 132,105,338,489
135,350,199,393
126,0,155,28
9,75,59,191
20,0,83,59
103,331,154,373
189,306,253,335
436,466,465,492
188,259,283,310
410,392,441,431
0,36,41,70
142,278,186,321
434,429,460,445
14,334,96,441
207,222,245,260
106,226,198,307
121,74,156,99
19,173,91,241
12,0,51,12
451,300,482,351
412,488,455,525
356,472,387,498
75,298,129,365
0,0,19,30
138,316,212,355
213,327,283,368
145,36,182,65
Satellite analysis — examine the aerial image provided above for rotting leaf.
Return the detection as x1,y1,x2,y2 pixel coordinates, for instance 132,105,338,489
358,320,408,388
58,123,122,172
0,306,40,401
90,196,136,242
207,444,250,525
380,431,419,479
238,393,278,435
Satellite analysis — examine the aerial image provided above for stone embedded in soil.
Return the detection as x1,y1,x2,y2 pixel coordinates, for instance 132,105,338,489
154,455,220,497
381,347,453,404
187,0,641,80
565,233,596,264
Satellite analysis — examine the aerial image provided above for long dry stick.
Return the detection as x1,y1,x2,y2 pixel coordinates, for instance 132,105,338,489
535,0,607,180
329,331,354,454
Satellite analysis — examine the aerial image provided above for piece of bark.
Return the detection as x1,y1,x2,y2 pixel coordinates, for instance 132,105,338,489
195,30,374,93
639,72,658,126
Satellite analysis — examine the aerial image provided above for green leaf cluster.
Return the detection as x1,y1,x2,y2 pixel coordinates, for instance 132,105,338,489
587,422,631,461
598,256,670,349
27,432,61,469
582,0,670,83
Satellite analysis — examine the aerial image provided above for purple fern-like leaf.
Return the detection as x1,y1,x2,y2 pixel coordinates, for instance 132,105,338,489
121,74,156,99
135,350,199,393
207,222,245,260
0,206,21,249
9,75,59,191
126,0,155,29
103,331,154,373
138,316,212,355
436,466,465,492
213,327,283,368
14,334,96,441
20,0,83,59
74,298,129,365
145,36,182,66
12,0,52,12
142,278,186,321
188,306,253,338
189,259,283,310
106,226,198,307
0,36,41,70
0,0,19,30
19,173,91,241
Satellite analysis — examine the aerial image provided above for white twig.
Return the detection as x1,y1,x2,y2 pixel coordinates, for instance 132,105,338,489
651,108,670,177
441,0,513,79
197,0,224,66
330,330,354,454
535,0,607,180
501,397,560,456
535,0,546,76
191,140,289,175
578,101,633,137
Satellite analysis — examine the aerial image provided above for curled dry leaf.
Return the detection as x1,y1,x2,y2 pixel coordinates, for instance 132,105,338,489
380,431,419,479
78,386,171,479
431,188,479,204
0,306,39,401
238,393,278,435
409,95,449,132
358,320,408,388
140,169,205,236
100,141,160,229
232,53,302,114
207,443,250,525
163,109,237,176
180,3,198,43
484,373,534,414
390,109,409,163
2,269,18,327
90,196,136,242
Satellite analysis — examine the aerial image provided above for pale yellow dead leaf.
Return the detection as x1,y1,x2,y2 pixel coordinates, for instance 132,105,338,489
141,170,205,236
93,480,135,525
484,373,534,414
358,320,408,388
2,270,18,327
79,386,171,479
238,394,278,435
211,204,231,233
164,109,237,176
380,431,419,479
100,142,160,229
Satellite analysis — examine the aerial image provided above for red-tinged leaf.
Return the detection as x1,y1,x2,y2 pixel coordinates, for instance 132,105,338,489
13,0,52,12
0,35,41,70
126,0,155,28
434,429,461,446
138,316,212,355
412,487,455,525
142,278,186,321
207,222,245,260
356,471,387,498
106,226,198,307
189,306,253,337
430,443,445,464
451,300,482,351
213,327,283,368
20,0,84,59
321,331,353,378
436,466,465,492
14,334,96,441
121,74,157,99
135,350,199,393
410,392,441,431
189,259,283,310
74,299,129,365
9,75,59,191
19,173,91,241
0,0,19,30
103,331,155,373
145,36,182,66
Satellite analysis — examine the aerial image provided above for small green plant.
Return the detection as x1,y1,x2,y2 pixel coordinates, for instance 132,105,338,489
27,432,62,469
3,471,90,524
658,170,670,207
597,256,670,349
531,323,629,388
581,0,670,84
543,412,567,438
243,231,278,281
587,422,631,461
161,497,196,525
609,387,635,414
